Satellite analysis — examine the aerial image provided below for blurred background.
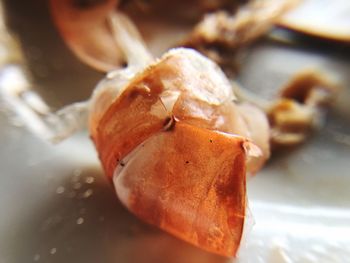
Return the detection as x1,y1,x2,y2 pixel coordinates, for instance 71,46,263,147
0,0,350,262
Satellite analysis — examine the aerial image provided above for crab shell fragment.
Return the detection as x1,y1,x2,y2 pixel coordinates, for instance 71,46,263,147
89,48,269,256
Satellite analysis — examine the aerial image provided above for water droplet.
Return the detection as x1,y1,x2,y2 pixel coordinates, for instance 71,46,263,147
33,254,40,261
56,186,65,194
50,248,57,255
73,169,82,177
82,189,93,198
73,182,82,190
76,217,84,225
11,117,24,127
85,176,94,184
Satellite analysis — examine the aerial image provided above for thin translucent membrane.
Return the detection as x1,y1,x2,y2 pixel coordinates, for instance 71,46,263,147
91,74,168,178
49,0,123,71
91,49,269,178
90,48,267,256
114,122,247,257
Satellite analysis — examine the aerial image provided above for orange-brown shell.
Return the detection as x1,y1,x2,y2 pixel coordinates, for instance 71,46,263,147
114,122,247,256
49,0,123,71
89,49,268,256
90,49,269,177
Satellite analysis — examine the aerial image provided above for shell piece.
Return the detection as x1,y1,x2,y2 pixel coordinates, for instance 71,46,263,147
90,48,268,256
90,48,269,178
49,0,124,71
237,103,270,174
88,67,139,138
279,0,350,42
49,0,301,74
268,69,338,147
119,0,244,57
184,0,301,68
279,69,338,107
113,121,247,257
187,0,300,49
269,99,314,146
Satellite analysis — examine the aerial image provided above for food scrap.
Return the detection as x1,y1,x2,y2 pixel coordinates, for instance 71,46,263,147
268,69,338,147
89,48,269,256
184,0,301,71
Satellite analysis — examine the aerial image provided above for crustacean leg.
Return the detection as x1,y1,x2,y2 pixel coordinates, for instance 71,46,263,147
1,2,152,143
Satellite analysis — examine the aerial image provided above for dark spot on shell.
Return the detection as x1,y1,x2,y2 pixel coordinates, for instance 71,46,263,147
128,89,141,100
163,116,177,131
116,158,125,167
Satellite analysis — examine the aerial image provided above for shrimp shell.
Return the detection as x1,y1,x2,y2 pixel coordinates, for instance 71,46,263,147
89,48,269,256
